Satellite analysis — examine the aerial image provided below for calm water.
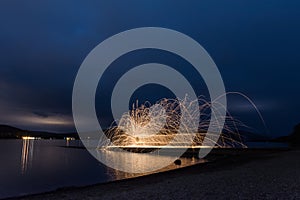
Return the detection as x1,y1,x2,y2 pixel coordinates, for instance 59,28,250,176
0,139,203,199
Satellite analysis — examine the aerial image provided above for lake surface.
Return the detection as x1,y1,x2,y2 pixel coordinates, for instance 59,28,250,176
0,139,204,199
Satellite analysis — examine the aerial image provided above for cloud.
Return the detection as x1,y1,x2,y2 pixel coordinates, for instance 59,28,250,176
0,80,74,132
32,111,49,118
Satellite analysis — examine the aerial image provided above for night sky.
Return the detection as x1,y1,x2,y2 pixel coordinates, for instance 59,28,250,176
0,1,299,137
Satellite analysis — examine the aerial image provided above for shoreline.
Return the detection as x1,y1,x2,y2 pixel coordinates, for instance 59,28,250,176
6,148,298,200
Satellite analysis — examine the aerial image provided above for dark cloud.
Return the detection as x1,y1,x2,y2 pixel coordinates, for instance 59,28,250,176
32,111,49,118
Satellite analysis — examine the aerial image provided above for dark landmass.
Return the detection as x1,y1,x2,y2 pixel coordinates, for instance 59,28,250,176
272,123,300,147
0,124,78,139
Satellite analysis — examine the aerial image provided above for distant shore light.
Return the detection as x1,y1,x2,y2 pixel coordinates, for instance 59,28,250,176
22,136,36,140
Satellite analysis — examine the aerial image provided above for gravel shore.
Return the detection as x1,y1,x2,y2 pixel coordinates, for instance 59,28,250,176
11,149,300,200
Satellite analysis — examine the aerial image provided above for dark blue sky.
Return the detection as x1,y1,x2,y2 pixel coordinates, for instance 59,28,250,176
0,1,299,137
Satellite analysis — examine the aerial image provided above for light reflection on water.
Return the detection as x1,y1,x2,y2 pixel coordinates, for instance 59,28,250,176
21,139,35,174
97,149,205,179
0,139,204,199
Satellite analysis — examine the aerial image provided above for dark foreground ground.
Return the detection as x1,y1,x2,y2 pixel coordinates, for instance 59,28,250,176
9,149,300,200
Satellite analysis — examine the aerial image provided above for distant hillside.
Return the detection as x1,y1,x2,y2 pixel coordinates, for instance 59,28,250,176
273,123,300,147
0,124,78,139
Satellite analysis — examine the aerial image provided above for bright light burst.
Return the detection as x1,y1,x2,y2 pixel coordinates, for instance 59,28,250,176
99,95,248,150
